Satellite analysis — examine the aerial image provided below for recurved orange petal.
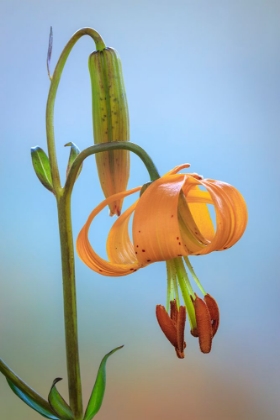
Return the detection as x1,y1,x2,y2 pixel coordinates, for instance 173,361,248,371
132,174,187,264
76,187,141,276
107,199,139,264
180,178,247,255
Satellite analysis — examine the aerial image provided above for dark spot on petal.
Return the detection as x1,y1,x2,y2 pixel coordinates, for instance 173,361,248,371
147,259,151,262
142,249,146,252
178,242,181,245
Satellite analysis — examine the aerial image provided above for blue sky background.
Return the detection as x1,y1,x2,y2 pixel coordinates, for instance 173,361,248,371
0,1,280,419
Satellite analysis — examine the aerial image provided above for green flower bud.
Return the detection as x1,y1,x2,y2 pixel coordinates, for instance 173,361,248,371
89,47,130,216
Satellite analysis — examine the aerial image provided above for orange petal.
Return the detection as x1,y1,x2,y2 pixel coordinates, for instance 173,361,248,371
133,174,188,264
76,187,141,276
177,188,211,253
165,163,191,175
182,178,247,255
199,179,248,253
107,199,139,264
186,187,215,241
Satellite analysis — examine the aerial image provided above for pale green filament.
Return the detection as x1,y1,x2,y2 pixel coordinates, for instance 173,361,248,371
166,260,180,310
183,256,206,295
173,258,196,330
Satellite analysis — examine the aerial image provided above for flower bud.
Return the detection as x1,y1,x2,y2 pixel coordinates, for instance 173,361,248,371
89,47,130,216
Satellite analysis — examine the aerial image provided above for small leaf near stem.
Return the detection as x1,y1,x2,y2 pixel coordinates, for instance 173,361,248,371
83,346,124,420
31,146,53,192
65,142,82,179
48,378,74,420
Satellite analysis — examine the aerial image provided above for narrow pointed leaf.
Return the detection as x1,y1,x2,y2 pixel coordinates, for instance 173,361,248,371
48,378,74,420
64,142,82,179
7,379,59,419
31,146,53,192
0,358,58,419
84,345,123,420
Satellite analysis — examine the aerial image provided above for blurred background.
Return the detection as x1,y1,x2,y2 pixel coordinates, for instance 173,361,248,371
0,1,279,419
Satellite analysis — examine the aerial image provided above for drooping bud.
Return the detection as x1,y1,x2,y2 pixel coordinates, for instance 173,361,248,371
89,47,130,216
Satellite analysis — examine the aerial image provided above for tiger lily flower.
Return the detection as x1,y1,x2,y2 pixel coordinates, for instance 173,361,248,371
77,164,247,357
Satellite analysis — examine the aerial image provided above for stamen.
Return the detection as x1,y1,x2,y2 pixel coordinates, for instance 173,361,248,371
170,299,178,323
155,302,186,359
166,260,180,309
190,327,199,337
183,257,206,295
176,306,186,358
193,294,212,354
155,305,177,348
204,294,220,337
173,258,196,330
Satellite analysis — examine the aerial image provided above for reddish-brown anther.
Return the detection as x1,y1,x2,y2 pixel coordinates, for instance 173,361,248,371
156,305,177,348
156,300,186,359
204,293,220,337
193,294,213,354
190,327,199,338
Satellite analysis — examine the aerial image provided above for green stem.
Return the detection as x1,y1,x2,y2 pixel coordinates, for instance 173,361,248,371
56,194,83,419
45,28,106,418
46,28,106,195
64,141,160,196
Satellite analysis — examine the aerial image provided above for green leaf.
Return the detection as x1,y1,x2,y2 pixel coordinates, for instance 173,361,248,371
83,346,124,420
7,379,59,420
0,358,59,419
48,378,74,420
31,146,53,192
64,142,82,179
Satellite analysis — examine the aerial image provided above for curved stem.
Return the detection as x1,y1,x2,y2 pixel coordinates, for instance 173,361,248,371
46,28,106,195
45,28,106,419
64,141,160,197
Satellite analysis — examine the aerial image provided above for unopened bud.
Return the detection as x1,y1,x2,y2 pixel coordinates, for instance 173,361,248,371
89,46,130,216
